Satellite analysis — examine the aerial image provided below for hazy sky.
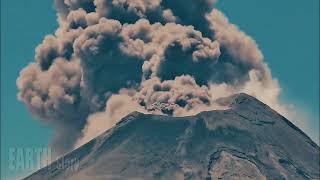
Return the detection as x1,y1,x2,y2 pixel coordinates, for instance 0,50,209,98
1,0,319,179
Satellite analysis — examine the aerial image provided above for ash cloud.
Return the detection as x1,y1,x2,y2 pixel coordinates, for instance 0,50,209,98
17,0,291,153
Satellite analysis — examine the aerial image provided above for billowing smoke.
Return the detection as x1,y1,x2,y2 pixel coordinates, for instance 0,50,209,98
17,0,291,153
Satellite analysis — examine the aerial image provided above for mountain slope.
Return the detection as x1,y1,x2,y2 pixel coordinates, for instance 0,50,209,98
24,93,320,180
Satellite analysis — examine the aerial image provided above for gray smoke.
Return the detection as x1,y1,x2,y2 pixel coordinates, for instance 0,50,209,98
17,0,288,153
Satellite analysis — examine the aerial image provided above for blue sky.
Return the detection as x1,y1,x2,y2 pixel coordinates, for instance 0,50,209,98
1,1,56,179
216,0,319,142
1,0,319,179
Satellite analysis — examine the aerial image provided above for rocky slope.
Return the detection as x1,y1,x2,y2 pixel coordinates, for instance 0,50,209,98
24,93,320,180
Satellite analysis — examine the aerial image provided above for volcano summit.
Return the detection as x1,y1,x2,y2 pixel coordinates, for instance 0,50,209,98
24,94,320,180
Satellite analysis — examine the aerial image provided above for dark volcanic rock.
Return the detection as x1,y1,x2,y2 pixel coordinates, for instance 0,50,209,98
24,93,320,180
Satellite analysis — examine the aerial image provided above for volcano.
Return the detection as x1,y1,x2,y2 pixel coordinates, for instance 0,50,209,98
24,93,319,180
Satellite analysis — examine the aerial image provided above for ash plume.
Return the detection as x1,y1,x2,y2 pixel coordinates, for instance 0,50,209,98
17,0,292,153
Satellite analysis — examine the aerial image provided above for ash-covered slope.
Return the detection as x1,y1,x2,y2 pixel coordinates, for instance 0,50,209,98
24,93,319,180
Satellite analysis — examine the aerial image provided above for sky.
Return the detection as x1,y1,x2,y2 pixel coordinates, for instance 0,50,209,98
1,0,319,179
216,0,319,142
1,1,56,179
